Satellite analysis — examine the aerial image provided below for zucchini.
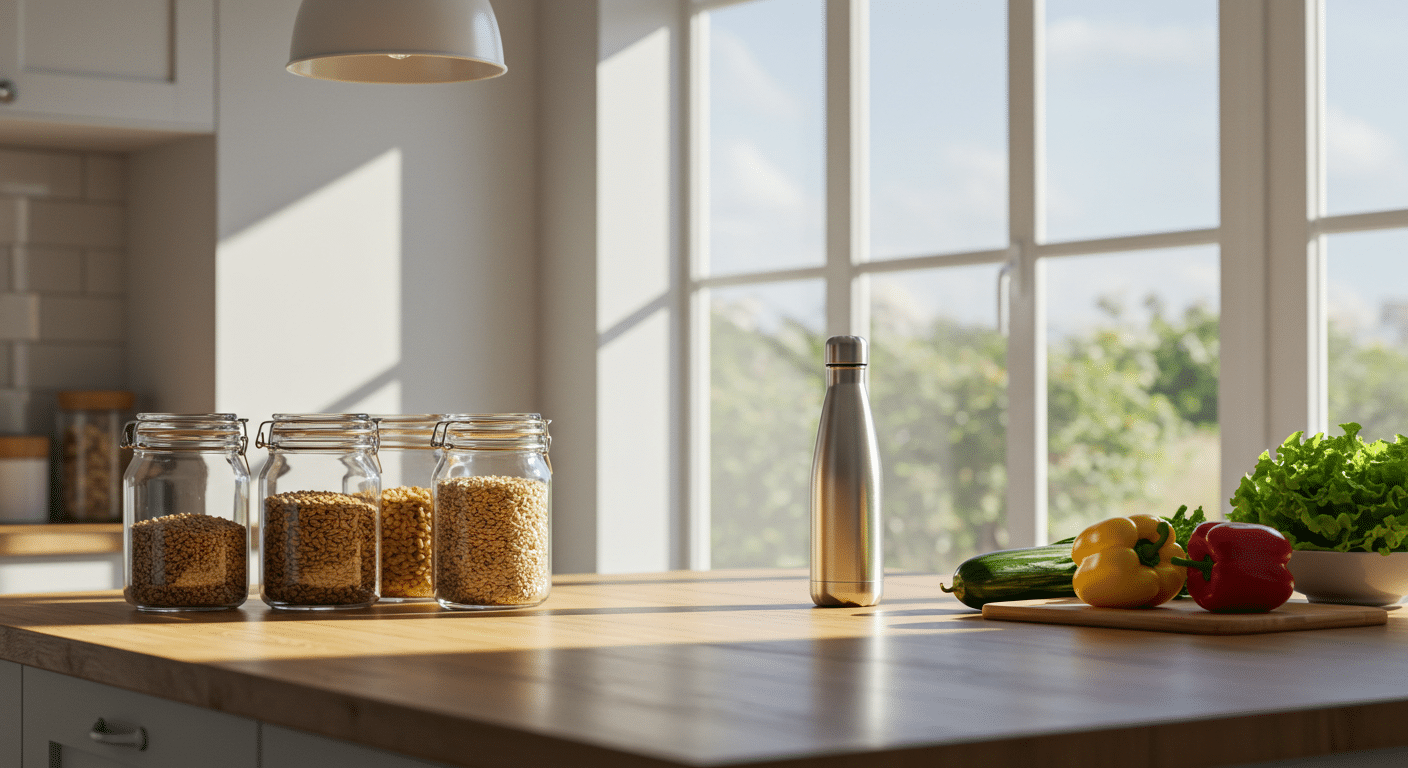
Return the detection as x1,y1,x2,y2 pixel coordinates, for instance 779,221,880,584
940,537,1077,610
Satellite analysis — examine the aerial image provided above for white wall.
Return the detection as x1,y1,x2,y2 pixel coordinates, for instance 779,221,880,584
214,0,540,427
597,0,683,573
541,0,685,573
539,0,600,574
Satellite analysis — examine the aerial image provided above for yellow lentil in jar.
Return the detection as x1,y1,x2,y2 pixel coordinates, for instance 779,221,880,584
380,485,433,598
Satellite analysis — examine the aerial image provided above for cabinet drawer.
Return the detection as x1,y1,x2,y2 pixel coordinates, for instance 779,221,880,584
23,668,256,768
1,660,17,768
262,725,454,768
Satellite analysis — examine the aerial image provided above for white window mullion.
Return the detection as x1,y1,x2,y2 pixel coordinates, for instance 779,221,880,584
1219,0,1271,513
1005,0,1047,548
825,0,869,337
1266,0,1328,444
685,5,711,571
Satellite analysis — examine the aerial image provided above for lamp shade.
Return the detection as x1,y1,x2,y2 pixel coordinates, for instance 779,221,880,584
287,0,506,84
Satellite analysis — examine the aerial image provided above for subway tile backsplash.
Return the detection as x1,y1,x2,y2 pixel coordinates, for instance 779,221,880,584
0,148,82,198
0,147,126,435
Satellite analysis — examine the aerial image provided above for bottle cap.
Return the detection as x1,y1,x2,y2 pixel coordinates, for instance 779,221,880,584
825,336,868,366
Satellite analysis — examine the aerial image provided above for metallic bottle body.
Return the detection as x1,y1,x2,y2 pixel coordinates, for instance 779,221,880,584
810,365,882,607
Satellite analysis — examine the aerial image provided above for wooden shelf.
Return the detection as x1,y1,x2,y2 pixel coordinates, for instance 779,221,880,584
0,523,122,557
0,572,1405,767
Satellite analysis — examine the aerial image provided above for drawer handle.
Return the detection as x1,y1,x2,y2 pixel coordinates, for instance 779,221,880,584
89,718,148,750
0,79,14,104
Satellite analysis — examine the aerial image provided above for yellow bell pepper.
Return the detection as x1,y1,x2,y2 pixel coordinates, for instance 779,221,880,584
1071,515,1187,608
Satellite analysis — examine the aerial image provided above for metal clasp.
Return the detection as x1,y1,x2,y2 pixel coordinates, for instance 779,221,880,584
119,421,137,449
254,420,273,449
237,418,250,454
542,419,553,474
430,420,451,448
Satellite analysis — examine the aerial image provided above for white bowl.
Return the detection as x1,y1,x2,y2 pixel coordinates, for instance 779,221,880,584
1287,550,1408,606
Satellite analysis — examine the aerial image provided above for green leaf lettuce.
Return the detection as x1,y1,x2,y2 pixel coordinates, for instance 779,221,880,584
1228,423,1408,554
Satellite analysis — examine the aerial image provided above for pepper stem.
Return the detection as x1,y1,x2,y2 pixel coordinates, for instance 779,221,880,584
1171,555,1214,581
1132,521,1171,568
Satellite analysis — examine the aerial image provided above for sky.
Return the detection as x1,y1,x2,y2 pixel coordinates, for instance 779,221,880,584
1324,0,1408,346
704,0,1408,348
705,0,1222,340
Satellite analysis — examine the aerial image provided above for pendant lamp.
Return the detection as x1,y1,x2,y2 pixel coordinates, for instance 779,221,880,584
287,0,506,84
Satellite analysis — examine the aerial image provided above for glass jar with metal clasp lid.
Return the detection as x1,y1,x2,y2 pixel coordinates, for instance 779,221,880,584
255,414,380,610
370,414,456,602
121,414,251,612
431,414,552,610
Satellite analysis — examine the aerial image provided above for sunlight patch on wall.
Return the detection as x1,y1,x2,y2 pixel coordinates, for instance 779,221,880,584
216,148,402,419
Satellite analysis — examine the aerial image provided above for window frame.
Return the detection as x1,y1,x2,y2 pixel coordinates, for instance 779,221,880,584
682,0,1387,568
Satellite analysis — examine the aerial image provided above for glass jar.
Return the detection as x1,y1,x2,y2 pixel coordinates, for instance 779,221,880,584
256,414,380,610
58,390,135,522
371,414,443,602
0,436,49,523
431,414,551,610
121,414,251,612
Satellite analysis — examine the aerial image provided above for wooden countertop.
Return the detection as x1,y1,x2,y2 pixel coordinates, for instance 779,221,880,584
0,572,1405,768
0,523,121,556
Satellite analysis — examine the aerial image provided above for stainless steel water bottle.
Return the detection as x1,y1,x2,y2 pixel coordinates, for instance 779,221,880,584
811,335,882,607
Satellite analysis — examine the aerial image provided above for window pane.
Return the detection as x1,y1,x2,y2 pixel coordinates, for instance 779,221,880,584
1045,1,1218,242
1325,1,1408,215
869,266,1008,574
1045,245,1221,539
707,0,825,277
870,1,1007,259
710,280,825,568
1327,230,1408,441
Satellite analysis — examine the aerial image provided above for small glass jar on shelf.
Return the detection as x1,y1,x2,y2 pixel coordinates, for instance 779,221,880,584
431,414,551,611
256,414,380,611
0,436,49,523
58,390,135,522
122,414,251,612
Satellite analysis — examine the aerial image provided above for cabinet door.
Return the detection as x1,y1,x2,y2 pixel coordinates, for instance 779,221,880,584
23,668,256,768
0,0,214,132
0,660,18,768
262,725,456,768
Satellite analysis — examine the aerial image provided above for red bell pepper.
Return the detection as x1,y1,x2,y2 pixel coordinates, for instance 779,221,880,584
1170,521,1295,613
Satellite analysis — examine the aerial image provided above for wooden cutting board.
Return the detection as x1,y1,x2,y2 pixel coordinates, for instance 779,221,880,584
982,597,1389,634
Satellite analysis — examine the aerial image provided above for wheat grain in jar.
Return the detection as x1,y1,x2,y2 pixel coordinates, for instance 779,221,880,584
256,414,381,610
122,414,251,612
431,414,551,610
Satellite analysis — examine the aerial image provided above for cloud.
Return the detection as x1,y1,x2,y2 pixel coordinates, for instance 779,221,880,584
871,142,1007,257
711,28,802,120
719,140,806,213
708,139,823,273
1047,18,1215,68
1328,278,1376,338
1327,105,1404,178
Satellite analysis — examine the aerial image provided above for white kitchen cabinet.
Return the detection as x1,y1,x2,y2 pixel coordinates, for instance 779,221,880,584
261,725,456,768
23,668,257,768
1,660,18,768
0,0,214,134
